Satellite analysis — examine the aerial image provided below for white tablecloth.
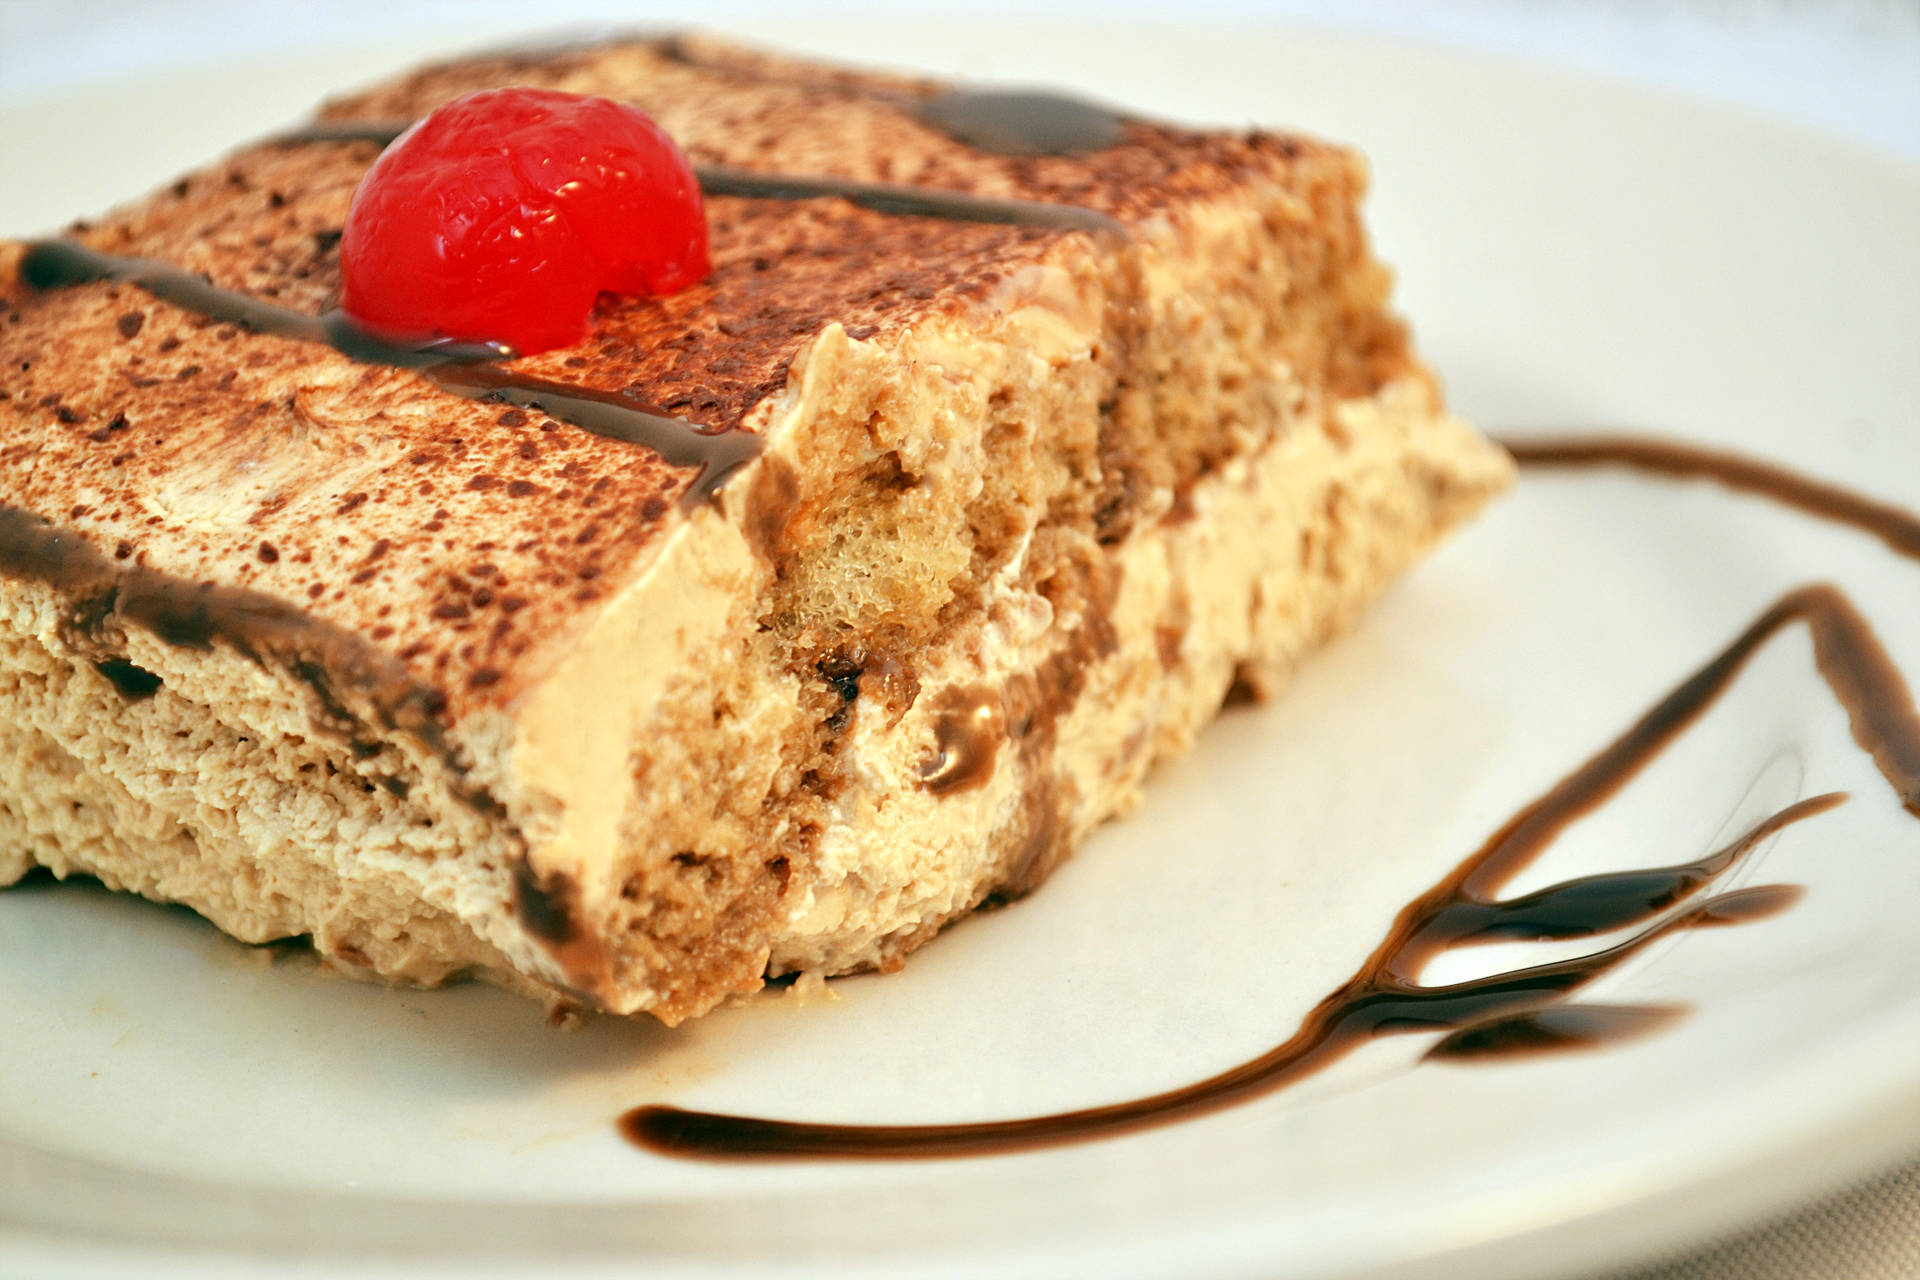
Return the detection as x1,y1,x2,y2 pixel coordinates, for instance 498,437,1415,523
1605,1159,1920,1280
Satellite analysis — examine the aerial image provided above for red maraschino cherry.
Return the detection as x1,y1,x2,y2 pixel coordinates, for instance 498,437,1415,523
339,87,709,356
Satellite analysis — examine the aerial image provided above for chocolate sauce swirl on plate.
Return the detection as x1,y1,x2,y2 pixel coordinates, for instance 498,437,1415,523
623,438,1920,1161
1500,434,1920,560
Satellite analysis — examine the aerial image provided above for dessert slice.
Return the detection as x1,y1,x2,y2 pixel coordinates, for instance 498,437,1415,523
0,36,1511,1023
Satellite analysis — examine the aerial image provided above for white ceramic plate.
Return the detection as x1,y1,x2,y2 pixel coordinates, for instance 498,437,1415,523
4,18,1920,1280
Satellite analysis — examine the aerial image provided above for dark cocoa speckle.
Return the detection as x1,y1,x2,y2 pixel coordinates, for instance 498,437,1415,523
85,412,130,443
257,541,279,563
116,311,146,339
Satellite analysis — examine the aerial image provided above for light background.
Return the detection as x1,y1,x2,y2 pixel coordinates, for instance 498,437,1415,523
3,0,1919,162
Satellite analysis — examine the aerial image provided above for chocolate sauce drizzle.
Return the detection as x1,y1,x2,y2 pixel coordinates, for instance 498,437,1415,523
622,438,1920,1161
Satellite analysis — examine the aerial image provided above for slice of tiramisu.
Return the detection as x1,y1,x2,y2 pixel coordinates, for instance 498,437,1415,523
0,35,1511,1023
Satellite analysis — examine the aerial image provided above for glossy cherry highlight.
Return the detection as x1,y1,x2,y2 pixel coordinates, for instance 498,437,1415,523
339,88,709,356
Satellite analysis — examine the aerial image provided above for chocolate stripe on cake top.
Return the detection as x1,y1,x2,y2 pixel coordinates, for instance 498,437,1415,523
910,88,1128,156
264,120,411,147
623,439,1920,1161
651,34,1130,155
696,165,1125,235
429,365,762,505
17,239,760,506
267,123,1126,234
18,238,508,368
